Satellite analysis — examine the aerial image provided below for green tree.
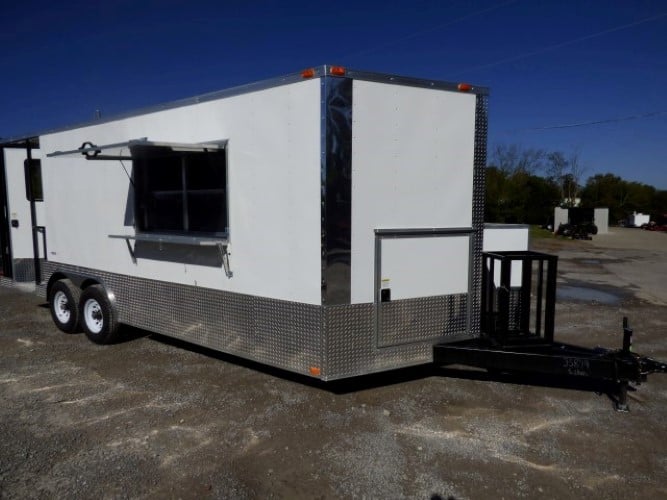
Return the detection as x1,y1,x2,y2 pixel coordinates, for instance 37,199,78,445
487,144,664,225
650,190,667,219
491,143,544,175
524,175,561,224
545,150,586,207
485,166,559,224
484,166,507,222
581,174,660,223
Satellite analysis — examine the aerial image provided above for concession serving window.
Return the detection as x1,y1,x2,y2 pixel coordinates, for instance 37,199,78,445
48,139,232,276
48,138,229,237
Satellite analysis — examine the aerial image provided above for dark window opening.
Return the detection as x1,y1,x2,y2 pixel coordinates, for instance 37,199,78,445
24,159,43,202
132,146,227,236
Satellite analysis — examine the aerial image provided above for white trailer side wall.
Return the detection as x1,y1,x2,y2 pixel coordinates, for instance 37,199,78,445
40,79,322,304
350,81,476,304
483,224,529,253
3,148,45,259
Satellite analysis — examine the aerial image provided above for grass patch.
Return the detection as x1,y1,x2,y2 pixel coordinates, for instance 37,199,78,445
530,225,554,240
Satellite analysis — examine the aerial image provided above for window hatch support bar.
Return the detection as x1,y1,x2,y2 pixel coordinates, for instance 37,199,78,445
124,238,137,264
47,138,148,159
217,242,233,278
47,138,227,159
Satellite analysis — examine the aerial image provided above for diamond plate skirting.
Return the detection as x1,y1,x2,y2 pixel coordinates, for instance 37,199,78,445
41,261,474,380
42,262,323,377
0,276,34,290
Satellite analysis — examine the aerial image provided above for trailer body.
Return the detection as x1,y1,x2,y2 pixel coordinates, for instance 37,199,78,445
626,212,650,228
4,67,527,379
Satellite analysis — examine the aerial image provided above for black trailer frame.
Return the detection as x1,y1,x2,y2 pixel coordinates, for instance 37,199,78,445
434,251,666,411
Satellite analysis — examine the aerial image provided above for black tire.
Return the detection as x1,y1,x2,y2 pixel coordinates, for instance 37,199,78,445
79,284,120,344
49,279,81,333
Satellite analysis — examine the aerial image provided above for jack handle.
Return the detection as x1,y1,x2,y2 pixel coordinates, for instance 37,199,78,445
622,316,633,353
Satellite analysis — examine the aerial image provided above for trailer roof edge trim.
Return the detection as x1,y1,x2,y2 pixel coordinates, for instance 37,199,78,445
5,66,488,143
344,68,488,95
0,137,40,148
47,138,228,159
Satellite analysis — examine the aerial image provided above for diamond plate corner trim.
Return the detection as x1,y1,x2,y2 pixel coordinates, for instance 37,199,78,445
470,94,488,337
41,262,323,376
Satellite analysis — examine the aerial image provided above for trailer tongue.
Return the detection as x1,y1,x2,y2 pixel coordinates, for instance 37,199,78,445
433,251,667,411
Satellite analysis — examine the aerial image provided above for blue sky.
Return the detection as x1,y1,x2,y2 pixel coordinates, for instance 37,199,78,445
2,0,666,188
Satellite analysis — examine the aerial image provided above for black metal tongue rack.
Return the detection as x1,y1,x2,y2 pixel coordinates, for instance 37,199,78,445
433,251,667,411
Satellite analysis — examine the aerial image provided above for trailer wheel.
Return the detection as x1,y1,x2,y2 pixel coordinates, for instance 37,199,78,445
79,284,119,344
49,279,81,333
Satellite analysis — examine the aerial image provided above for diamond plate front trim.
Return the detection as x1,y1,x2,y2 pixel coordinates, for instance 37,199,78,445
378,294,468,347
324,303,473,380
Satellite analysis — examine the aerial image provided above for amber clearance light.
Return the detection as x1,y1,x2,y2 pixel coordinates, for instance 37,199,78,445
301,68,315,79
330,66,346,76
457,83,472,92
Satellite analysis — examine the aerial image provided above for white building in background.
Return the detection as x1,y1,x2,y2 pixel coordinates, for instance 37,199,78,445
553,207,609,234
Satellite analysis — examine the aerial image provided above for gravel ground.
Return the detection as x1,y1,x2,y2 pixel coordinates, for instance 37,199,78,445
1,227,666,499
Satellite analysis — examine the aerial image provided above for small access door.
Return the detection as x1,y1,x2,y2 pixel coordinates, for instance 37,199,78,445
374,228,474,347
0,141,46,283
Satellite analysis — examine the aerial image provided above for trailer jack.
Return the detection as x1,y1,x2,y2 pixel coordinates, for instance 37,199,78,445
434,251,667,411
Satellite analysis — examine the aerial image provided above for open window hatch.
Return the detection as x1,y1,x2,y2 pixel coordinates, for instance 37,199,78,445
47,138,232,277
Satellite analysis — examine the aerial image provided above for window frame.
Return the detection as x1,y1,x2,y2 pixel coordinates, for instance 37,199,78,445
131,144,229,238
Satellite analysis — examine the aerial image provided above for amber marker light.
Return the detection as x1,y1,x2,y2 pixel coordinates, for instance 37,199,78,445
309,366,321,376
301,68,315,78
330,66,346,76
457,83,472,92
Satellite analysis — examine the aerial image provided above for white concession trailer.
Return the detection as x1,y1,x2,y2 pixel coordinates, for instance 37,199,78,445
2,66,524,380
